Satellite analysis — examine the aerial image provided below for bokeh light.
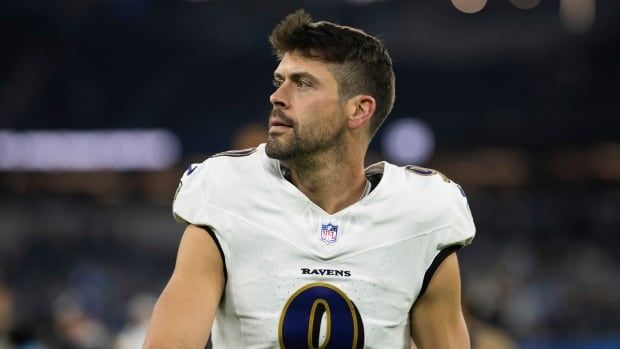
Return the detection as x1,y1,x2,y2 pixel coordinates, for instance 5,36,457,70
510,0,541,10
451,0,487,14
560,0,596,34
381,117,435,165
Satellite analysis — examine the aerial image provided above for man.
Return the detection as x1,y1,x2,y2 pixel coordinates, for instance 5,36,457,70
144,9,475,349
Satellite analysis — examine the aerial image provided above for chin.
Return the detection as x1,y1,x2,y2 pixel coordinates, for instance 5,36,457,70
265,139,291,160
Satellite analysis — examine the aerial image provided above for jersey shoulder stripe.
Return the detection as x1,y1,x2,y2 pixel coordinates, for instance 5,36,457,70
210,147,258,159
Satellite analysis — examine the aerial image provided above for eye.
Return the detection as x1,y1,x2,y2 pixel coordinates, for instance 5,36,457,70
296,80,311,89
272,79,282,88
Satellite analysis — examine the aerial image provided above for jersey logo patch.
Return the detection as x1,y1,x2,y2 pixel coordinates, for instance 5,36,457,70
320,223,338,244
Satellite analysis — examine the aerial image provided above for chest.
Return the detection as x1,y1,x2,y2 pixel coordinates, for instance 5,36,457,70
213,210,433,348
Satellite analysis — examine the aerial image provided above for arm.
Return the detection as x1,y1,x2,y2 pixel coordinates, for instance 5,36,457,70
143,224,225,349
410,252,470,349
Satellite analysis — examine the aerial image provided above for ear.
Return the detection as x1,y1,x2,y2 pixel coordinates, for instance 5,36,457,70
346,95,376,131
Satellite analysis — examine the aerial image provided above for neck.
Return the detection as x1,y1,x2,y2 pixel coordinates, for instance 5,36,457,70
281,145,368,214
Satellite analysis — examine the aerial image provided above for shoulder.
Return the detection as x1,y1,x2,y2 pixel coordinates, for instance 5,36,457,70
178,146,263,187
196,146,262,175
377,162,467,207
403,165,467,200
172,146,267,223
378,162,475,246
400,164,470,219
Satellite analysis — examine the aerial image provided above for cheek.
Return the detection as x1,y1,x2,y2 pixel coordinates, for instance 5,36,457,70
321,104,347,129
295,95,344,131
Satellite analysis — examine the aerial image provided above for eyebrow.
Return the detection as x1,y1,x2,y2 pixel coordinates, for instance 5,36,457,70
273,71,320,85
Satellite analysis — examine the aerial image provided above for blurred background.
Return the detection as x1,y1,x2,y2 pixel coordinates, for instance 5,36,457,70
1,0,619,348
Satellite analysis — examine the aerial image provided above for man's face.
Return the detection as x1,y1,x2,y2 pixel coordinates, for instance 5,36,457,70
266,52,347,161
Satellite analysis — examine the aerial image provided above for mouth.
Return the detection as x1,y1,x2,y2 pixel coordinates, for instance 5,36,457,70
269,123,292,135
269,119,291,127
269,110,294,133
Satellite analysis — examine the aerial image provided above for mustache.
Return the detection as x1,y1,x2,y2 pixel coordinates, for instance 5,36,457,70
269,108,296,127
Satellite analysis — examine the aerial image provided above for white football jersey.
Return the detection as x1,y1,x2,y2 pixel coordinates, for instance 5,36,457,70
172,144,475,349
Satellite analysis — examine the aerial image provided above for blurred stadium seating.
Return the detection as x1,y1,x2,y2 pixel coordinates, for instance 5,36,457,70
1,1,619,348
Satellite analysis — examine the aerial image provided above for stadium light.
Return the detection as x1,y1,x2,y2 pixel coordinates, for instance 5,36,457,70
381,117,435,165
0,129,182,171
451,0,487,14
560,0,596,34
510,0,541,10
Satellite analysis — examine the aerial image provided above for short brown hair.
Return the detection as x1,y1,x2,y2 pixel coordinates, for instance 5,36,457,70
269,9,396,137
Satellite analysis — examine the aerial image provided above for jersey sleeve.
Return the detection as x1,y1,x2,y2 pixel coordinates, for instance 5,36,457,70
431,183,475,251
172,160,212,225
416,180,476,300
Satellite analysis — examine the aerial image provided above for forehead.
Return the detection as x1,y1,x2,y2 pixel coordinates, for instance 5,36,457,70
274,52,338,84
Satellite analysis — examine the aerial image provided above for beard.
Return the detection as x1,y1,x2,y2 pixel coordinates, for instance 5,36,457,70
265,108,346,161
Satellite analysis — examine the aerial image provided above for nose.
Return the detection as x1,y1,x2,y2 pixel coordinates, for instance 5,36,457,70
269,85,289,109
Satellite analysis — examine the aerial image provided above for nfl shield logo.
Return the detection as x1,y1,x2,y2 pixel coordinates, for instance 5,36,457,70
320,223,338,244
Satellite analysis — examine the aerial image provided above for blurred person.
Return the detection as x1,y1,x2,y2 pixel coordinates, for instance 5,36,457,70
0,283,13,349
113,294,156,349
470,322,518,349
464,301,518,349
144,9,475,349
0,282,47,349
52,289,110,349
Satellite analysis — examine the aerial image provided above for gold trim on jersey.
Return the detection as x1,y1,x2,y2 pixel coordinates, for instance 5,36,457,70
307,299,331,349
278,282,360,349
